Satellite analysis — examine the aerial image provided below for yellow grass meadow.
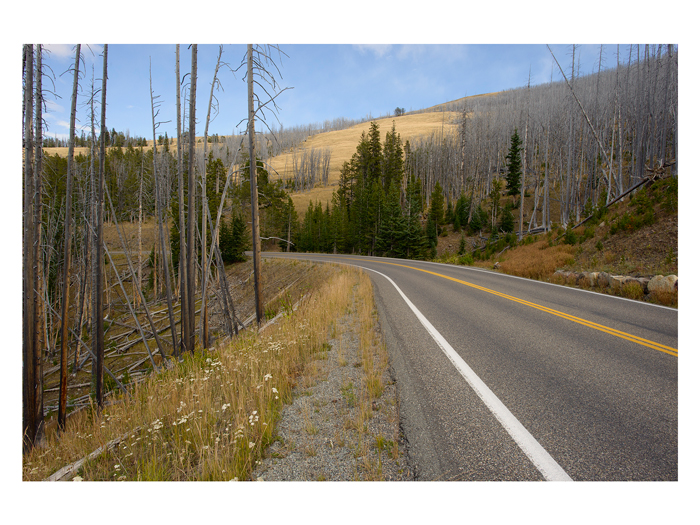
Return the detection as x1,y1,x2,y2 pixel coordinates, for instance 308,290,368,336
23,263,369,481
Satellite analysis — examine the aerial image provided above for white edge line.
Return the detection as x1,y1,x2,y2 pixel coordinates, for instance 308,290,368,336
360,265,573,482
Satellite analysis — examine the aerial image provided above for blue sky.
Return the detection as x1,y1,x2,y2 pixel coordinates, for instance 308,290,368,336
16,1,694,144
39,43,616,141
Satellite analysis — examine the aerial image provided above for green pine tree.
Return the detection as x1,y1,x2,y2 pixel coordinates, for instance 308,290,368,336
499,203,515,233
468,203,488,234
220,212,249,263
377,181,407,257
381,121,403,191
505,129,523,200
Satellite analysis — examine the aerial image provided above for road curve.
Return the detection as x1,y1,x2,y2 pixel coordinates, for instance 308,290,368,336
262,252,678,481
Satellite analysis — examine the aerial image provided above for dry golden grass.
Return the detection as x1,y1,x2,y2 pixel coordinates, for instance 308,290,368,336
486,240,576,280
24,264,365,481
102,216,164,253
272,112,460,212
269,111,459,184
43,137,187,158
422,92,499,112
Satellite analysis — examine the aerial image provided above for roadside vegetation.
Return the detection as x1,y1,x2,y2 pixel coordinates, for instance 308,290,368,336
24,264,369,481
436,176,678,306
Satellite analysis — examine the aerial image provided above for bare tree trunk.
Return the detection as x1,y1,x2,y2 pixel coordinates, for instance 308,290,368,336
136,152,143,308
23,44,42,449
519,71,530,240
58,44,81,431
32,44,45,447
90,44,108,408
186,44,197,351
175,45,186,357
86,65,99,396
247,44,264,325
150,59,178,355
200,45,223,349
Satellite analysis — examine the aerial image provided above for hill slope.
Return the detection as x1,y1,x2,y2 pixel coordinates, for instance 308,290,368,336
269,111,460,213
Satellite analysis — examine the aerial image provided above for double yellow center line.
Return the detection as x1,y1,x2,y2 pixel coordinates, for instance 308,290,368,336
343,257,678,358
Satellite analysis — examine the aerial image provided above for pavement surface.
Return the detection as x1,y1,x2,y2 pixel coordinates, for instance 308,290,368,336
262,252,678,481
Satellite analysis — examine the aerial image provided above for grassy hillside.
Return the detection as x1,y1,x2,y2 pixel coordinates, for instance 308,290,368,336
270,111,460,213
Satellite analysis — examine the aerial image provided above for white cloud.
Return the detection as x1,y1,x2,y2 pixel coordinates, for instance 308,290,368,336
354,44,393,58
397,44,468,64
43,44,76,60
44,99,64,113
43,44,104,65
396,45,427,61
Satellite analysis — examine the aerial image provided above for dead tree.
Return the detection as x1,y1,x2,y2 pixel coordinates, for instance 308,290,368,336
246,44,263,324
175,44,186,356
91,44,107,407
32,44,45,444
23,44,45,449
200,45,225,348
241,44,291,325
58,44,81,431
185,44,197,351
149,58,178,355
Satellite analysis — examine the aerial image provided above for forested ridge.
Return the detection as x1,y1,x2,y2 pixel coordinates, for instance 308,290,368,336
290,45,677,260
22,44,677,452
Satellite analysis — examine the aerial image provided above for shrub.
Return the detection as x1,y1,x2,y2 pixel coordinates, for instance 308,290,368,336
659,177,678,213
499,240,575,280
621,281,644,301
458,253,474,266
499,205,515,233
457,236,466,255
579,226,595,244
563,228,577,245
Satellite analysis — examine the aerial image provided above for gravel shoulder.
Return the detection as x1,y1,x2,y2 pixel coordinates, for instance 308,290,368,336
251,282,412,481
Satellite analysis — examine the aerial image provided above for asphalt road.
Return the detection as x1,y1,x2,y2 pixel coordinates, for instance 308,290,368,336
262,252,678,481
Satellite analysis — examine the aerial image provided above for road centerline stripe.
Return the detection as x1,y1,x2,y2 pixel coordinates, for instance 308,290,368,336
344,257,677,358
359,265,573,481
